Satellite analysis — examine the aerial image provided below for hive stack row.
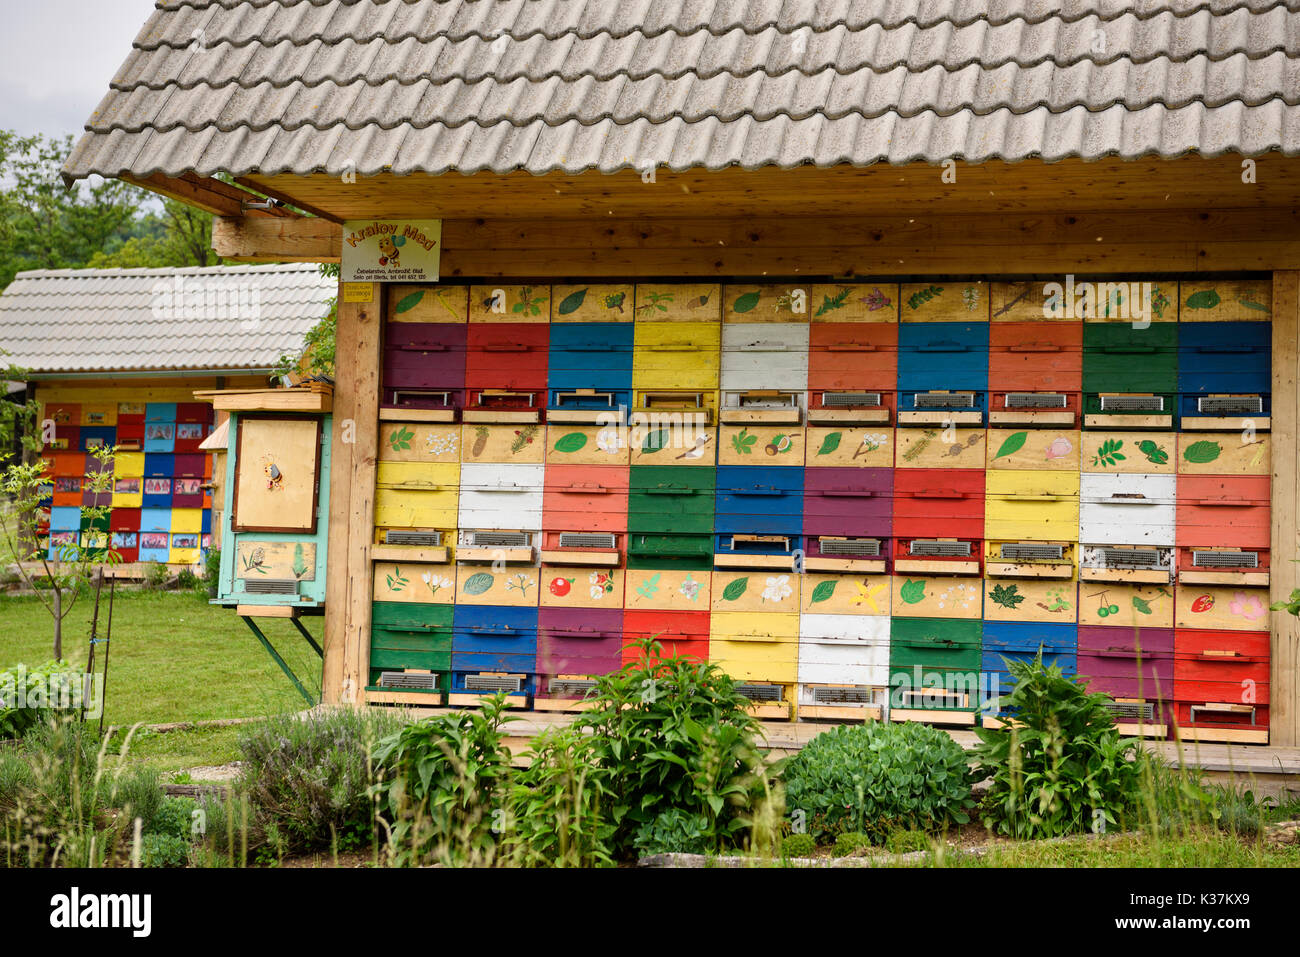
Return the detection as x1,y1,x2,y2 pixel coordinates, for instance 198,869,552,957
38,402,214,565
366,279,1274,743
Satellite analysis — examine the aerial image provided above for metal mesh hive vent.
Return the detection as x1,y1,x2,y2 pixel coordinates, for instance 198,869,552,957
1005,392,1067,408
910,540,972,557
1099,395,1164,411
1001,543,1065,562
735,684,784,703
822,391,882,407
1198,395,1263,415
897,689,963,708
465,674,523,693
1192,550,1259,569
736,392,796,408
1103,700,1155,722
819,537,882,557
1097,547,1162,569
913,391,975,408
811,686,873,705
242,579,298,595
468,531,530,548
378,672,439,691
558,532,616,549
548,678,598,697
385,530,442,547
392,389,452,405
554,390,614,407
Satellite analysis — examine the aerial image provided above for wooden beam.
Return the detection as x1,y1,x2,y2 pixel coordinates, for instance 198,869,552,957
212,215,343,263
1271,270,1300,749
121,171,288,219
321,281,381,706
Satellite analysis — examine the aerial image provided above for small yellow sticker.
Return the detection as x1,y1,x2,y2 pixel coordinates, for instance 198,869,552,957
342,283,374,303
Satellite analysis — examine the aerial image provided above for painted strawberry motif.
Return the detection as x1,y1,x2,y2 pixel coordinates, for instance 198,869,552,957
549,577,575,597
1191,594,1215,614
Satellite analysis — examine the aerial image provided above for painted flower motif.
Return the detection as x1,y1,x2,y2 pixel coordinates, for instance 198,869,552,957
588,571,614,600
421,571,452,596
1229,591,1265,622
505,574,535,596
679,574,703,602
762,575,793,603
596,428,622,454
425,431,458,456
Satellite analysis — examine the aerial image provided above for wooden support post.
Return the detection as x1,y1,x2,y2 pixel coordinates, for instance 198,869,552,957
1270,271,1299,747
322,282,381,705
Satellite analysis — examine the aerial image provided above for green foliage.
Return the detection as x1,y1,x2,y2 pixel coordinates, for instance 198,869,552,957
276,264,338,378
573,637,776,859
779,833,815,858
832,831,875,857
0,660,81,738
236,707,402,858
973,653,1150,839
633,808,714,856
782,722,975,844
140,832,191,868
86,198,222,270
886,829,933,854
506,727,615,867
371,696,516,867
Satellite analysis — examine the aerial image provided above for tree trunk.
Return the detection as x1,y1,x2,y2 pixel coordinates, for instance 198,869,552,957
52,586,62,660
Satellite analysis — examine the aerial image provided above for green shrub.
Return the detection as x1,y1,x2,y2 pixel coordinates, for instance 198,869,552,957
833,831,874,857
573,637,777,859
973,653,1151,839
886,829,932,854
148,796,199,840
140,833,190,867
371,695,515,867
0,661,82,738
237,707,402,858
782,721,975,844
779,833,815,858
506,727,615,867
632,808,714,857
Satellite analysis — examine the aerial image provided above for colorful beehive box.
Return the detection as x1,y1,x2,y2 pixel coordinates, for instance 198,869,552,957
1077,625,1175,736
807,283,898,426
632,282,721,423
547,287,635,422
626,466,715,570
798,570,890,720
889,616,983,723
1081,279,1178,429
1172,628,1269,743
709,568,800,718
1178,279,1272,430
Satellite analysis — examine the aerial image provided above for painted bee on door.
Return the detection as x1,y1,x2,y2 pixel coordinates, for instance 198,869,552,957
263,459,284,491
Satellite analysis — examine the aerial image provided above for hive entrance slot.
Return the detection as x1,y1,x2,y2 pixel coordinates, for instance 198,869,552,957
914,392,976,409
1005,392,1067,408
379,672,439,691
1099,395,1164,412
819,537,882,557
910,540,972,557
1192,550,1259,569
465,674,524,693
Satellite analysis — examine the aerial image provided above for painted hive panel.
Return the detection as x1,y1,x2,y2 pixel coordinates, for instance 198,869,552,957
362,280,1273,738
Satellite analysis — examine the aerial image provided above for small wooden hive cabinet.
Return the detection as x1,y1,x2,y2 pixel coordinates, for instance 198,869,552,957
211,390,331,618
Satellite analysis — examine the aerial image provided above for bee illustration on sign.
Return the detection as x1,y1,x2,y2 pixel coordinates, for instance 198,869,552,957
377,234,405,267
263,458,284,491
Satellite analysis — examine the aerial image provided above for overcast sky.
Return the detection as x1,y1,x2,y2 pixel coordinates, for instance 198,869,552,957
0,0,155,141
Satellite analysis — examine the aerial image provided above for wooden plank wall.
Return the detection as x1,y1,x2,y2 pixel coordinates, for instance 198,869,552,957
1272,271,1299,748
322,284,381,705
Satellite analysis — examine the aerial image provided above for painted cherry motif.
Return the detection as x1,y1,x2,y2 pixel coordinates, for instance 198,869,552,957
549,577,575,597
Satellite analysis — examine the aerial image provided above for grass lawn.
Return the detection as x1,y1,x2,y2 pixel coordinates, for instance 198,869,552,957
936,830,1300,867
0,589,322,727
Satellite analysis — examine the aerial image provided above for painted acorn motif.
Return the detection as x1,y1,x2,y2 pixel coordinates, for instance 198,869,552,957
765,434,793,456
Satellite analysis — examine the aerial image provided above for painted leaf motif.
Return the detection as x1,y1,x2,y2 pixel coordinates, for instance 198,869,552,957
1238,299,1269,313
732,291,761,314
993,431,1028,460
553,432,588,454
1131,596,1153,615
462,572,495,596
899,579,926,604
1183,440,1222,464
809,579,837,604
557,288,587,315
388,427,414,452
988,584,1025,610
722,577,749,602
641,429,669,454
816,432,842,456
394,290,425,314
1136,440,1168,465
1185,289,1222,310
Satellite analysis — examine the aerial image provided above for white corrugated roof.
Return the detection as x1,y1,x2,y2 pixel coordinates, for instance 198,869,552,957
0,263,335,374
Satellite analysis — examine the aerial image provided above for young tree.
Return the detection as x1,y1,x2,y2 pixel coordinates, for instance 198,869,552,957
0,444,121,659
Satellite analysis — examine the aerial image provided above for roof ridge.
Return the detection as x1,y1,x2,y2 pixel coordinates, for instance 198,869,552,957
131,0,1300,51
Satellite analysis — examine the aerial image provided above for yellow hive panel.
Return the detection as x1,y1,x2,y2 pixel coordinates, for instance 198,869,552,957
379,423,461,463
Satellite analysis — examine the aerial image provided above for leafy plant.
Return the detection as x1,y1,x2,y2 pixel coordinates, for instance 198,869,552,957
506,727,616,867
385,566,410,592
1091,438,1126,467
371,696,516,867
779,833,815,858
833,831,875,857
907,285,943,310
0,660,82,739
633,808,714,856
571,637,776,859
782,723,975,844
511,286,547,316
973,653,1151,840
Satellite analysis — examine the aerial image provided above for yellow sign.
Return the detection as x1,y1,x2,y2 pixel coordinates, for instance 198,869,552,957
341,283,373,304
341,219,441,283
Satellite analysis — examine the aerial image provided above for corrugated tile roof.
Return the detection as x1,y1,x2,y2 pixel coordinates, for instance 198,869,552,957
0,263,335,374
64,0,1300,181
